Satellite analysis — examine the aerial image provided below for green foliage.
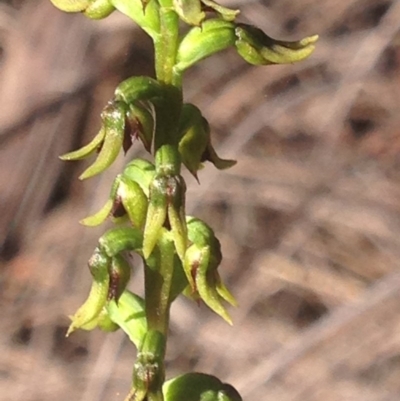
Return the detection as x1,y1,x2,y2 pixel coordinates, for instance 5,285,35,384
50,0,317,400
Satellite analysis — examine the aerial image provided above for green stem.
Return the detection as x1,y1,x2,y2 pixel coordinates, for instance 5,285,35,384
152,85,182,177
138,231,174,401
144,229,175,335
154,1,180,86
138,3,186,400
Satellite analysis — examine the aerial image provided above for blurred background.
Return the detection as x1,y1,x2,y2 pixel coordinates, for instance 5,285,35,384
2,0,400,400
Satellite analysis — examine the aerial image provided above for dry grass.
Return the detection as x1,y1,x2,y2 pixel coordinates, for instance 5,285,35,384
2,1,400,400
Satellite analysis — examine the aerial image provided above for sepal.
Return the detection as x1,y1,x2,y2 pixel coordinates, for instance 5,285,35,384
235,23,318,65
177,103,236,177
99,226,143,257
79,100,127,179
115,76,164,105
201,0,239,21
178,103,209,179
49,0,88,12
173,0,205,26
96,307,120,332
201,133,237,170
83,0,114,19
112,0,160,39
60,100,128,180
66,247,111,336
80,175,121,226
142,175,168,259
118,176,149,229
123,158,156,196
49,0,114,18
166,175,187,261
60,127,106,161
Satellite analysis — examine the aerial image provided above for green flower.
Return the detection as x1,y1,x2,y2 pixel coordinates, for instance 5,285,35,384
177,103,236,179
184,217,236,324
143,174,187,262
235,23,318,65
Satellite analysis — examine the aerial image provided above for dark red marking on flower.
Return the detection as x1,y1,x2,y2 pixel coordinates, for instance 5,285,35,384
111,196,126,218
123,115,139,154
108,270,120,301
191,260,199,293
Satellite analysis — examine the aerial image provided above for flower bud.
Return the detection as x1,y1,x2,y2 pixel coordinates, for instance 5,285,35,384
235,23,318,65
163,373,242,401
175,19,236,72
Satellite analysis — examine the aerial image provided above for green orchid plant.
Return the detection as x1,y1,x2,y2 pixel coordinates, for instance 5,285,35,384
50,1,317,400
